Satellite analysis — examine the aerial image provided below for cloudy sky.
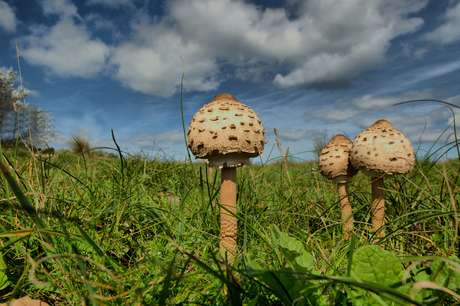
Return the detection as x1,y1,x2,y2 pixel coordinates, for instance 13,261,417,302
1,0,460,162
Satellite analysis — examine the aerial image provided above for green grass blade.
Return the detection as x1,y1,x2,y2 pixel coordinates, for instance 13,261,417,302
347,233,356,277
0,159,52,244
75,223,119,272
179,56,191,160
111,129,125,188
158,251,177,306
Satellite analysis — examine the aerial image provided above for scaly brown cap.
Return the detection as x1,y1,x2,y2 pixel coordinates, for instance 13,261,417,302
350,119,415,177
318,134,358,184
187,94,265,168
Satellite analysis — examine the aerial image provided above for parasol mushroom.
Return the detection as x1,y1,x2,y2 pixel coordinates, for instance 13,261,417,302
187,93,265,259
318,134,358,236
350,119,415,237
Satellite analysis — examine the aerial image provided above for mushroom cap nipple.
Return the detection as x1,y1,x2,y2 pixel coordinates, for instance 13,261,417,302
187,93,266,168
350,119,415,177
318,134,358,183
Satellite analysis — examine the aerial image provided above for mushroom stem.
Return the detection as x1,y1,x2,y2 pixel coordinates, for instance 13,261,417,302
371,176,385,237
337,183,353,236
220,167,237,259
206,160,213,180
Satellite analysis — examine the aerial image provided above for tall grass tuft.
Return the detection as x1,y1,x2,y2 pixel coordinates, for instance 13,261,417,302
67,132,91,155
312,134,328,161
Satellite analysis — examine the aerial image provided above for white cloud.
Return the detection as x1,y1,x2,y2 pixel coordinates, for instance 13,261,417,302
413,48,428,59
0,66,11,75
84,13,115,30
91,137,124,149
0,0,16,33
130,130,185,148
110,0,428,96
271,128,330,142
351,89,435,108
87,0,136,9
401,43,427,60
16,0,110,78
109,17,223,97
426,2,460,44
275,129,308,141
41,0,80,19
310,108,362,122
309,89,435,122
446,94,460,106
397,59,460,90
16,0,430,96
421,59,460,79
20,18,111,78
272,0,426,88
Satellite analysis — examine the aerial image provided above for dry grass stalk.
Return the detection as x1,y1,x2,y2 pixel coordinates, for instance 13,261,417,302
274,128,292,186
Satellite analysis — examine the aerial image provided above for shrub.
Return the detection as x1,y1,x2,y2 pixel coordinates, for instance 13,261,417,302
67,133,91,155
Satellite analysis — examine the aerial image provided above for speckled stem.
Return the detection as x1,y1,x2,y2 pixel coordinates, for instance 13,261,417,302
338,183,353,237
220,167,237,260
371,176,385,237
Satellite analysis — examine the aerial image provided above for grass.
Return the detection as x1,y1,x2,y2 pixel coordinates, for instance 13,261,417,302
0,135,458,305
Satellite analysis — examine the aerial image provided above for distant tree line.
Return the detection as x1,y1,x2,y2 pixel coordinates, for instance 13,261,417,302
0,68,53,149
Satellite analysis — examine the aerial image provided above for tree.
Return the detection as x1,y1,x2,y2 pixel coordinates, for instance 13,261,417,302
0,68,53,148
0,69,20,124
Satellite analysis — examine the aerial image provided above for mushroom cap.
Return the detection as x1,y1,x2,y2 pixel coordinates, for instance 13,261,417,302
187,94,266,168
350,119,415,177
318,134,358,184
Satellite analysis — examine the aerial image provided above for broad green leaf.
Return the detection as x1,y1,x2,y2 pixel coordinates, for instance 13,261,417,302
349,245,411,305
273,228,314,272
351,245,402,287
246,228,320,306
429,255,460,292
0,251,9,290
412,255,460,303
246,260,307,306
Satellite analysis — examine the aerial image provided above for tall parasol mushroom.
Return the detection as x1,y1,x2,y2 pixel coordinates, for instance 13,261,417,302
187,94,265,259
350,119,415,237
318,135,358,236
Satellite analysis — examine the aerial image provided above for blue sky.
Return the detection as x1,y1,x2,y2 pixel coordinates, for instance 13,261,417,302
1,0,460,162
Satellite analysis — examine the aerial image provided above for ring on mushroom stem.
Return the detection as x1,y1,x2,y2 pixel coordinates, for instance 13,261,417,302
350,119,415,239
187,93,266,261
318,134,358,238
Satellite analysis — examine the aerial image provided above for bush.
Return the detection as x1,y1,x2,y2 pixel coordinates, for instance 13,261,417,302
67,133,91,155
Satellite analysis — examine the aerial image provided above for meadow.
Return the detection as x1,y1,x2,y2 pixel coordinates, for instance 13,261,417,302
0,133,459,305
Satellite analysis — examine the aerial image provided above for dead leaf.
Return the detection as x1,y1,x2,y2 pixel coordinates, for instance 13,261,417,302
0,297,50,306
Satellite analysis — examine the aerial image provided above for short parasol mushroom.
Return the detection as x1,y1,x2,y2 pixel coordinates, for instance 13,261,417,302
318,135,358,236
350,119,415,237
187,93,265,259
